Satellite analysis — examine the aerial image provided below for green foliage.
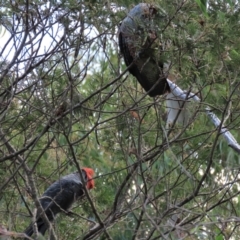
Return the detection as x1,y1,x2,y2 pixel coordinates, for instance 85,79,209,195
1,0,240,239
195,0,208,15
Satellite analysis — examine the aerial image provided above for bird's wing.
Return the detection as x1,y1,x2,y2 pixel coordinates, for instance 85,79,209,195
118,30,134,68
119,29,157,95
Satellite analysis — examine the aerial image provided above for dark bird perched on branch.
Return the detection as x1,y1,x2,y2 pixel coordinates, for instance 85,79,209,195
24,168,95,238
119,3,190,126
118,3,170,97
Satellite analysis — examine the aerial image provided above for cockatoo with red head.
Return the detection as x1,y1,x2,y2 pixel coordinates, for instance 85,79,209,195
24,168,95,238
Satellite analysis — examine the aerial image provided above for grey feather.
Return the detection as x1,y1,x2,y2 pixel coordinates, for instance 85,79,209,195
119,3,169,97
24,170,87,238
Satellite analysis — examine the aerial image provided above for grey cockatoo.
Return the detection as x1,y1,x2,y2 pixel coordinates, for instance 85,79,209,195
24,168,94,238
118,3,189,126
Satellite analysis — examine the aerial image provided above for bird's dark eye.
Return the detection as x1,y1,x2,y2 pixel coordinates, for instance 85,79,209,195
149,6,157,16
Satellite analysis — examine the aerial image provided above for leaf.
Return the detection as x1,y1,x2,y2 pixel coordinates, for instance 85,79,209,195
215,233,224,240
195,0,208,16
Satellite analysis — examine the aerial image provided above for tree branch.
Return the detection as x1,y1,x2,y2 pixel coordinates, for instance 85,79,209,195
167,79,240,153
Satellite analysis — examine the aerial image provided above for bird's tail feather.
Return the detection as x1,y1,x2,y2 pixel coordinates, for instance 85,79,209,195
24,219,48,238
24,223,34,238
